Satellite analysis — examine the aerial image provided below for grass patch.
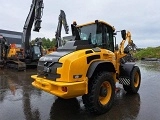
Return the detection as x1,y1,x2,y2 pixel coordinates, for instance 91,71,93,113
134,46,160,60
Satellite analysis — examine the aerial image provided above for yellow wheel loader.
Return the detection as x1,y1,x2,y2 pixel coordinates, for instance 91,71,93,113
31,20,141,115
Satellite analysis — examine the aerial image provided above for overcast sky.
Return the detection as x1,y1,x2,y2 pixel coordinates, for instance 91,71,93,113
0,0,160,48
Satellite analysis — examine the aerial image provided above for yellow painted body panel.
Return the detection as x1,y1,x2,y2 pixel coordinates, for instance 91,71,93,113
7,48,19,58
57,49,95,82
56,48,117,82
31,75,88,99
7,49,24,60
7,44,24,59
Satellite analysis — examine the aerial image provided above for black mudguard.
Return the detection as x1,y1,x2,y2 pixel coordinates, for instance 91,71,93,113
119,62,136,85
119,62,135,77
87,60,116,79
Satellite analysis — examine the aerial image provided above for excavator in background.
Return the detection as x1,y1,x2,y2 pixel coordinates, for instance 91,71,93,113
0,35,8,68
32,20,141,115
45,10,69,55
55,10,69,48
5,0,44,70
0,34,26,70
6,43,26,70
22,0,44,64
1,1,69,70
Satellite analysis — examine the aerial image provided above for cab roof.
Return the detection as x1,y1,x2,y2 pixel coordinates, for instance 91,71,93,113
76,20,115,31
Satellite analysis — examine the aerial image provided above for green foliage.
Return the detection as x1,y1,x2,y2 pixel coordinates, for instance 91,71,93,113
134,46,160,59
32,37,56,49
41,37,56,49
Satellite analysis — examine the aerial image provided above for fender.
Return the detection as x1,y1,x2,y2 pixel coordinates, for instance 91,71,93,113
119,62,135,77
87,60,116,79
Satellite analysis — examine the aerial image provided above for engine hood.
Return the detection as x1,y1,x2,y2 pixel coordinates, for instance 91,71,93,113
39,40,94,62
39,51,70,62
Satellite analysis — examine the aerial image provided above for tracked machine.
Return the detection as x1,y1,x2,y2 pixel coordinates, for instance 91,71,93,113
0,35,8,68
32,20,141,115
5,0,44,70
0,34,26,70
22,0,44,65
6,43,26,70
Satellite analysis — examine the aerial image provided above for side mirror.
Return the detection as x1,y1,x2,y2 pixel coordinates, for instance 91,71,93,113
121,30,126,40
113,32,117,35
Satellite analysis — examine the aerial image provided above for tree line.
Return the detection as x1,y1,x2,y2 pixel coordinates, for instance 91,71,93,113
32,37,56,49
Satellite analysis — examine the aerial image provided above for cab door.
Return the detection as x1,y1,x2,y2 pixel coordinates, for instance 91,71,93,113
102,24,114,52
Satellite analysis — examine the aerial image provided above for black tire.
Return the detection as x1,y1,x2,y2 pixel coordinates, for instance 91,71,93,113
123,66,141,93
82,72,115,115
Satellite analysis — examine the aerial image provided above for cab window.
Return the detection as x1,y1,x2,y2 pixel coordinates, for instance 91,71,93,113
103,25,114,51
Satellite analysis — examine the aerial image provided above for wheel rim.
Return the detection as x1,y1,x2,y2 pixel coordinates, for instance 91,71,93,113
99,81,112,105
134,72,140,87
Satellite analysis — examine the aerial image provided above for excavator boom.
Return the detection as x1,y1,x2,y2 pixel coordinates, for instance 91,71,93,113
55,10,69,47
23,0,44,59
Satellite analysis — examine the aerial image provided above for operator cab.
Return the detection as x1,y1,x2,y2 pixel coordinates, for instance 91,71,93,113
31,45,42,60
75,20,115,51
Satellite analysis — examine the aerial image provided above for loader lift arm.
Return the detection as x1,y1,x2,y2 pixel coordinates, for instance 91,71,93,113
119,30,137,54
55,10,69,48
23,0,44,59
116,30,137,62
